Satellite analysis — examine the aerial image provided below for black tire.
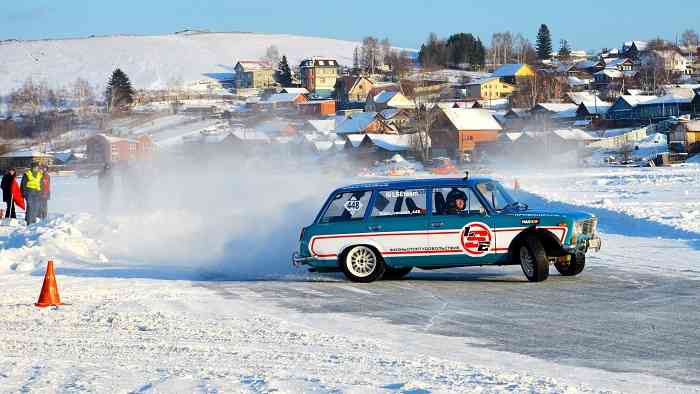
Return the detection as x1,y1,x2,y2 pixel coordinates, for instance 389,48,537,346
341,245,386,283
516,236,549,282
382,266,413,280
555,253,585,276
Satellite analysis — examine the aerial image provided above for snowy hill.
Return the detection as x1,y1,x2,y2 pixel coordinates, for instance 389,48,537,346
0,31,359,93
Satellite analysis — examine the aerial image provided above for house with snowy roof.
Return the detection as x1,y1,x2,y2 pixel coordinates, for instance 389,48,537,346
463,77,516,100
670,120,700,154
233,61,276,89
335,76,376,109
606,95,658,121
0,148,54,171
431,108,502,157
264,92,308,106
636,88,700,120
335,112,397,135
621,41,649,58
492,64,535,85
531,103,579,124
365,90,415,112
576,99,613,120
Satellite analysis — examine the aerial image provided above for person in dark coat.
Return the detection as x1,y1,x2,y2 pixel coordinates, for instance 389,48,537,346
1,168,17,219
98,163,114,213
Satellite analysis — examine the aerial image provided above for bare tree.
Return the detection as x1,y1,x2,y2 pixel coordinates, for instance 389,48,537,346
404,75,439,162
9,78,43,116
73,78,96,119
639,52,670,94
262,45,280,65
490,32,514,66
385,50,413,80
380,38,392,67
361,36,381,74
681,29,699,50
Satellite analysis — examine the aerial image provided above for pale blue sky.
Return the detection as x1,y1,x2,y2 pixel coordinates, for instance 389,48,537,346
2,1,699,51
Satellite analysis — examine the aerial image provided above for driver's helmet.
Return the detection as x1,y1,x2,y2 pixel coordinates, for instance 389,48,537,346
445,188,467,211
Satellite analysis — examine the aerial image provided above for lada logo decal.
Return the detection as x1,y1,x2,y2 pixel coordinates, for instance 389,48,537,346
461,222,492,257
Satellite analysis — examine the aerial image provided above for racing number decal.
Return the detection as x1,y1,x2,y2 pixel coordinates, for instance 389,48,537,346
461,222,493,257
344,196,363,213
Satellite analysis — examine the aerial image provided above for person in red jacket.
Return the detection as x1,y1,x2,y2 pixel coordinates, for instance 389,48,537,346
38,165,50,220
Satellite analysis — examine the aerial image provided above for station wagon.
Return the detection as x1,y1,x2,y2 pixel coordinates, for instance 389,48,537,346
292,176,601,282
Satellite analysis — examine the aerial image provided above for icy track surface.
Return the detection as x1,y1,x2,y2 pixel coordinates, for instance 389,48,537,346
1,168,700,393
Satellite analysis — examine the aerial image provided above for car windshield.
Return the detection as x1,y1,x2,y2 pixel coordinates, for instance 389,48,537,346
475,181,517,212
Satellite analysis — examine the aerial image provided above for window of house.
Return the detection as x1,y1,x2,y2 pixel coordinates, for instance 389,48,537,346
371,189,427,218
320,191,373,223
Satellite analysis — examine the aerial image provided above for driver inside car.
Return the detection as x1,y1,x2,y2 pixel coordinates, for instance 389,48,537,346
445,189,467,215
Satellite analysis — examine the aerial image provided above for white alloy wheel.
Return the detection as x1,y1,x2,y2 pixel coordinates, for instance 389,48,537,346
520,245,534,277
347,246,377,278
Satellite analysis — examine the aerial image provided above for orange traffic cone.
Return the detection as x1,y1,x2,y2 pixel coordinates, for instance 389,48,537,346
35,260,62,308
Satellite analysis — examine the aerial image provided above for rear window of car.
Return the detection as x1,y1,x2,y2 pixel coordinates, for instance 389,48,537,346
319,190,373,223
371,189,427,218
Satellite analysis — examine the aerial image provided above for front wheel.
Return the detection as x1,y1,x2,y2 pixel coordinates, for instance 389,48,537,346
555,253,585,276
341,245,385,283
517,236,549,282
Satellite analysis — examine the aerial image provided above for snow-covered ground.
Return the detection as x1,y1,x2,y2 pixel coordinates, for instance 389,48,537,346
2,160,700,392
0,32,359,92
512,165,700,236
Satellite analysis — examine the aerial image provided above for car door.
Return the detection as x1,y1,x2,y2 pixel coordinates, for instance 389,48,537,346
309,190,374,263
426,186,499,267
364,187,429,267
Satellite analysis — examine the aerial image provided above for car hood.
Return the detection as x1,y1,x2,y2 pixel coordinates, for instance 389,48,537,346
505,208,594,222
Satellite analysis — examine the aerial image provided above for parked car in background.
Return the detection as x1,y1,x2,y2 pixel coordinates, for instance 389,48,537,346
430,157,459,175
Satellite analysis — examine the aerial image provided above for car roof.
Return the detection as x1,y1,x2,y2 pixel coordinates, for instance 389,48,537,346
335,177,497,192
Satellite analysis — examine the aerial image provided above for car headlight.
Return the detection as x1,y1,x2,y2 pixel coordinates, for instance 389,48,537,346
573,221,584,235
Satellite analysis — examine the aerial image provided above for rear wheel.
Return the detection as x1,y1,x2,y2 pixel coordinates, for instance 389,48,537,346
555,253,585,276
382,266,413,280
341,245,385,283
517,236,549,282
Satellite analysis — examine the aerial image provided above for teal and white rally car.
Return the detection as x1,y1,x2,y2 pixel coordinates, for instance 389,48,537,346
293,176,601,283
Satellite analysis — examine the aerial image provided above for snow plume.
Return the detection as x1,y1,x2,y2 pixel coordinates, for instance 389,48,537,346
92,152,343,280
0,152,346,280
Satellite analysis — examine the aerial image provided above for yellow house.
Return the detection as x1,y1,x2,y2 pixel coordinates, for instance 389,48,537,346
465,77,516,100
300,57,339,97
492,63,536,85
233,61,276,89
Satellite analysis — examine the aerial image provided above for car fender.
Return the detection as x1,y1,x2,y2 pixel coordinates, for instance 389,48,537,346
336,240,385,262
508,226,567,258
308,235,384,261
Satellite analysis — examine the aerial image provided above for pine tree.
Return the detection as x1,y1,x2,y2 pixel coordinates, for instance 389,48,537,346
104,68,134,112
558,39,572,62
536,24,552,61
277,56,293,87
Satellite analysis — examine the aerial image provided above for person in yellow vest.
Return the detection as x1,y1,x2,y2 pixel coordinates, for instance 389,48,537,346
21,162,43,225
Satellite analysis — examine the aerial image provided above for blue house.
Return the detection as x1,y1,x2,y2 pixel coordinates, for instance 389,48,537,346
606,95,658,121
636,89,700,121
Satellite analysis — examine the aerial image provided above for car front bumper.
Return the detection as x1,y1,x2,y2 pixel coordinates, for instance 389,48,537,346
563,236,602,254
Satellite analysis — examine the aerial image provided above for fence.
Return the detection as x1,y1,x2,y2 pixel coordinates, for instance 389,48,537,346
588,126,649,149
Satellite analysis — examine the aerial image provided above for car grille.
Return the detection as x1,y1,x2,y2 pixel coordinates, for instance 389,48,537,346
581,218,597,236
